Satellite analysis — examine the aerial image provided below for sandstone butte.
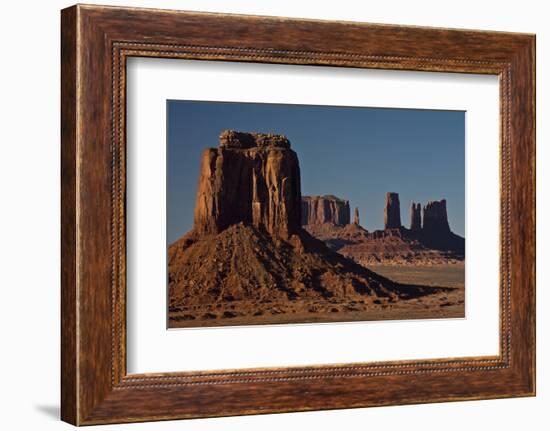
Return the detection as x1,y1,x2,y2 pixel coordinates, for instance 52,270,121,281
301,195,350,226
168,131,436,317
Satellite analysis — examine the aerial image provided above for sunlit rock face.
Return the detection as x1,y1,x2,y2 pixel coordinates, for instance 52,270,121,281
193,130,301,239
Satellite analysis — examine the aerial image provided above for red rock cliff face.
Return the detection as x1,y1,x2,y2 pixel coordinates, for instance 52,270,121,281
301,195,350,225
193,130,301,239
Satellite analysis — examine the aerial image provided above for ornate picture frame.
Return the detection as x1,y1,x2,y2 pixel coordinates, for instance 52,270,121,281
61,4,535,425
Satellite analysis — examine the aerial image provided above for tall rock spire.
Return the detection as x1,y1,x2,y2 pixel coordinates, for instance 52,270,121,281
354,207,360,225
384,192,401,229
410,202,421,231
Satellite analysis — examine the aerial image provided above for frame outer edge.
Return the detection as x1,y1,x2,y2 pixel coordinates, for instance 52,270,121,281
506,35,536,395
526,35,536,395
61,5,79,426
531,34,536,396
61,4,536,424
523,34,536,395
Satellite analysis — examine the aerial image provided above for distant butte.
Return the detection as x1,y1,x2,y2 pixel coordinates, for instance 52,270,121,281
302,192,464,266
301,195,350,226
384,192,402,229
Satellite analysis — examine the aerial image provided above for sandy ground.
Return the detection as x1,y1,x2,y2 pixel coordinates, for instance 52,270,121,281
369,263,465,289
169,263,465,328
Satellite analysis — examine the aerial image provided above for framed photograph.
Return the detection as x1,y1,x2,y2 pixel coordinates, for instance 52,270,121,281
61,4,535,425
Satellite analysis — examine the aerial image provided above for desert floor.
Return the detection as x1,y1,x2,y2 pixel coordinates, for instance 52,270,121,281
168,263,465,328
368,263,465,289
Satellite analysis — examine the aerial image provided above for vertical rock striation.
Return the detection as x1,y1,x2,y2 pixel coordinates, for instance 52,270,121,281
301,195,350,226
193,130,301,239
410,202,422,231
384,192,402,229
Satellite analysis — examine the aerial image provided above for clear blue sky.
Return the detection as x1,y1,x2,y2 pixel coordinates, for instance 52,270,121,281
167,100,465,244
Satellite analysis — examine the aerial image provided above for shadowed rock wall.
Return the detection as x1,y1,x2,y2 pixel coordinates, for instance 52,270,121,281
410,202,422,231
384,192,402,229
422,199,450,234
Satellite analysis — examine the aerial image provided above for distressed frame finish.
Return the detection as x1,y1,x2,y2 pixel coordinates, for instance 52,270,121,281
61,4,535,425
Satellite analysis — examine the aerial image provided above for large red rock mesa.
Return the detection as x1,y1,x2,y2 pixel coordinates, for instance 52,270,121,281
194,130,301,240
301,195,350,226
